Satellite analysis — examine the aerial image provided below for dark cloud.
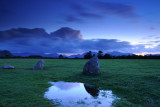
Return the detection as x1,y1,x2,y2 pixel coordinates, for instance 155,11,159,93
65,1,140,24
0,28,48,42
1,27,159,54
50,27,83,40
0,0,140,26
0,27,134,53
71,2,87,12
149,26,156,30
92,1,140,18
78,39,132,52
69,2,103,21
65,15,84,23
79,12,102,18
71,2,102,19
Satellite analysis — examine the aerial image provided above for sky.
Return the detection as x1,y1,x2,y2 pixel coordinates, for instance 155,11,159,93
0,0,160,55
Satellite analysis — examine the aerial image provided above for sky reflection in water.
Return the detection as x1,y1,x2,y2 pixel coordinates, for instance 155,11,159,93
44,81,119,107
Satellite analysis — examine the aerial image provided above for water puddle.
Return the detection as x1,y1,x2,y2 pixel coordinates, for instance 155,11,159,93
44,81,119,107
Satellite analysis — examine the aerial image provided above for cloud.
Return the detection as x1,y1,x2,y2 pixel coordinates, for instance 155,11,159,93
64,1,140,23
50,27,83,40
142,35,160,40
64,2,103,23
65,15,84,23
71,2,87,12
146,40,160,44
92,1,140,18
1,27,159,54
0,27,134,53
128,21,140,24
79,12,102,18
149,26,156,30
71,2,102,19
0,28,48,42
139,35,160,49
78,39,132,52
0,0,141,26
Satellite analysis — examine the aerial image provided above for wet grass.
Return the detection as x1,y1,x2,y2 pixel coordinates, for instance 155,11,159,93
0,59,160,107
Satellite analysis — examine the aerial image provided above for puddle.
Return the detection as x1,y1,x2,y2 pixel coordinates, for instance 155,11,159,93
44,81,119,107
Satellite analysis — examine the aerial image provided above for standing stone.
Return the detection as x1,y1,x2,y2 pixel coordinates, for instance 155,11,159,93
33,59,44,70
83,56,100,75
2,65,14,69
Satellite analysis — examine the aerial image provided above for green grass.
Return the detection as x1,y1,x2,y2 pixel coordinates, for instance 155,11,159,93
0,59,160,107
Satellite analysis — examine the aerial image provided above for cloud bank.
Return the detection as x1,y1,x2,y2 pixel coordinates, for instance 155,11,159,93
0,27,159,54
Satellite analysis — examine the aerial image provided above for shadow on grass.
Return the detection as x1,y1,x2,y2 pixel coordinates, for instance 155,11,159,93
43,66,66,70
62,72,103,85
24,68,33,70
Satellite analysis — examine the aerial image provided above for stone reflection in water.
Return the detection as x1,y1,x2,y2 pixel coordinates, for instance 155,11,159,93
44,81,119,107
84,83,99,97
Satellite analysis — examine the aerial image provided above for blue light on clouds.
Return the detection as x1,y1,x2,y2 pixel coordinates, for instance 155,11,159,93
0,0,160,54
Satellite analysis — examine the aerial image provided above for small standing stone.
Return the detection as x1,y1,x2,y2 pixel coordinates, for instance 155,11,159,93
2,65,15,69
83,56,100,75
33,59,44,70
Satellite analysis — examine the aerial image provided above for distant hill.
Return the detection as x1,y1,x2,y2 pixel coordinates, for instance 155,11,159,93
1,50,160,59
68,54,84,58
107,51,132,56
13,52,59,58
68,51,133,58
146,54,160,56
13,52,32,57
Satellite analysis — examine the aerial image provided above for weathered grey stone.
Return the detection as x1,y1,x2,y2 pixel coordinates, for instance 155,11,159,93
2,65,14,69
83,56,100,75
33,59,44,70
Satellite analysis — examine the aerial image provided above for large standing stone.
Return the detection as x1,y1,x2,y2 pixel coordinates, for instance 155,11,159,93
33,59,44,70
2,65,14,69
83,56,100,75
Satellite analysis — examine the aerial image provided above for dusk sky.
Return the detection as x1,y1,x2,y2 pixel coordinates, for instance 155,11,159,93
0,0,160,55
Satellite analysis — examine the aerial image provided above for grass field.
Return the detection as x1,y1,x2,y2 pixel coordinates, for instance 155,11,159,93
0,59,160,107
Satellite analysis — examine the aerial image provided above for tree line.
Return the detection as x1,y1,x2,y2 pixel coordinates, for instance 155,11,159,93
83,51,160,59
0,50,160,59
